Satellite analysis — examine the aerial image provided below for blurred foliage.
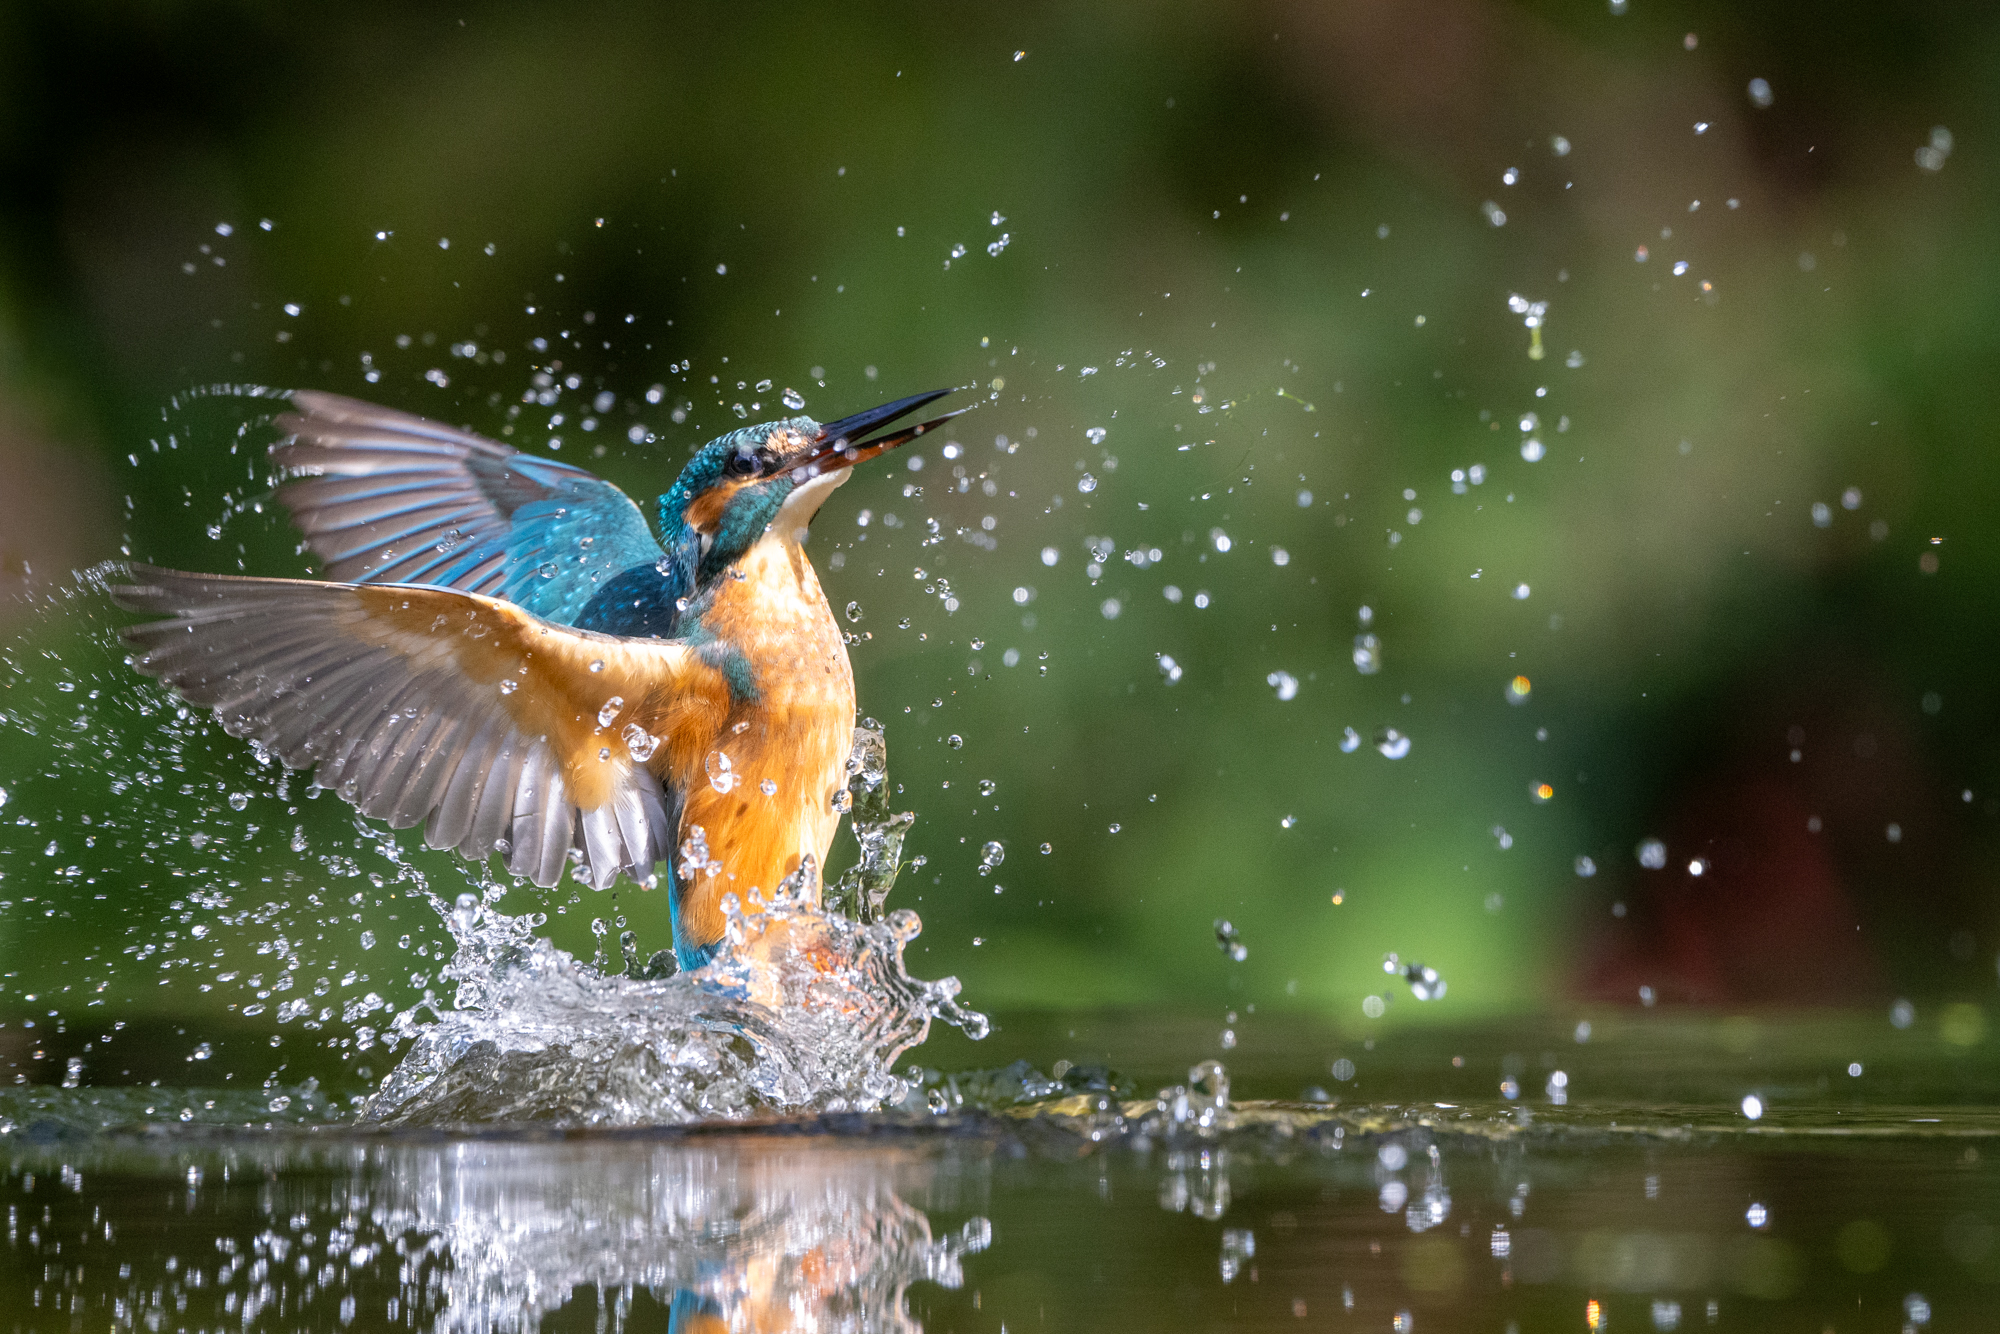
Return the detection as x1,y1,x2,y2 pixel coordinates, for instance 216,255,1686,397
1,0,1998,1074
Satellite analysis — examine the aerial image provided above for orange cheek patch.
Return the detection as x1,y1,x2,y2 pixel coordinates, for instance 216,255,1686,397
684,476,755,534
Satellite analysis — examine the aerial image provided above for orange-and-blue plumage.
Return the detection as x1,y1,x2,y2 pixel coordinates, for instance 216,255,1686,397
114,388,958,972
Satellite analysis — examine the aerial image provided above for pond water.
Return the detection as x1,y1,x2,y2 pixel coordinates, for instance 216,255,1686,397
7,1013,1996,1331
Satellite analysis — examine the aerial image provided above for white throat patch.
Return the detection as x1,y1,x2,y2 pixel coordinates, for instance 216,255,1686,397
772,467,853,545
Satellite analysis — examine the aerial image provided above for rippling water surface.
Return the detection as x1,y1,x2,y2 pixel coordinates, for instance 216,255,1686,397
6,1014,1999,1332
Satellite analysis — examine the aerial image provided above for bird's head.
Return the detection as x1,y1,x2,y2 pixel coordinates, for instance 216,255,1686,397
661,389,961,579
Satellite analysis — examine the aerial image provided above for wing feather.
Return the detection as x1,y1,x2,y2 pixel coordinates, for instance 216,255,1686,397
114,566,720,890
272,391,668,624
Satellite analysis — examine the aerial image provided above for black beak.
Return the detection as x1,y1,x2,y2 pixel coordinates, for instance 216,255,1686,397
791,388,971,476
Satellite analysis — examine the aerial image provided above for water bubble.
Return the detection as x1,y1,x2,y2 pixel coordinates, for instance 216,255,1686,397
1362,994,1388,1018
945,734,964,749
596,696,624,727
1340,727,1362,753
1039,842,1052,855
1375,727,1411,760
978,841,1005,873
1403,961,1447,1001
1219,1228,1255,1283
844,601,864,623
1331,1057,1356,1081
1267,670,1299,701
1353,634,1382,675
1214,919,1247,962
1100,598,1122,619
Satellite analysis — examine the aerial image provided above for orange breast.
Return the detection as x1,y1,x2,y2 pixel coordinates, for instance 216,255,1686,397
664,534,855,947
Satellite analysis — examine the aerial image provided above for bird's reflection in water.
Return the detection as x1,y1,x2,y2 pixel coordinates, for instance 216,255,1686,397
2,1136,988,1333
386,1139,989,1333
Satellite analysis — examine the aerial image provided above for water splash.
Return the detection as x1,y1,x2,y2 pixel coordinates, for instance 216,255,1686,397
365,880,984,1125
366,727,985,1125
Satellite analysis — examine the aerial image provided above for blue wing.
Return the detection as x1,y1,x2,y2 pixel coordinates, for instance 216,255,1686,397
272,391,688,629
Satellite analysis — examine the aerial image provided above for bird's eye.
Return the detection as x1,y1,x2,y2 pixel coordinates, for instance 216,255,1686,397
727,454,758,476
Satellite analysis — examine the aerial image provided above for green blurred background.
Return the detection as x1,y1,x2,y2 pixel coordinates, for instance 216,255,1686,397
0,0,1996,1083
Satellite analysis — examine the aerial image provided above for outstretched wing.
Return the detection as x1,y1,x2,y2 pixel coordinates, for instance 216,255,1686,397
114,566,728,891
271,391,673,626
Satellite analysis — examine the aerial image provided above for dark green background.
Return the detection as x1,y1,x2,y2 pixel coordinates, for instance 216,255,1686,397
0,1,1996,1073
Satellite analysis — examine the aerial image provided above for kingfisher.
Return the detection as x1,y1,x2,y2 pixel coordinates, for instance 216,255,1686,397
113,386,960,972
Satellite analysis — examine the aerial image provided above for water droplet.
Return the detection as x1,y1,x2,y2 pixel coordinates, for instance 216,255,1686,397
1636,838,1668,869
945,734,963,749
705,750,738,793
1214,918,1248,962
588,660,606,673
1574,855,1597,877
1077,473,1098,493
1521,438,1546,462
227,791,249,811
1747,76,1774,109
979,841,1005,872
1158,654,1183,684
1741,1095,1764,1121
1039,842,1053,855
1267,670,1299,701
1340,727,1362,753
782,387,806,410
845,600,864,623
831,787,854,813
978,778,997,797
1375,727,1412,759
622,724,658,761
1353,634,1382,675
1507,674,1532,704
760,778,778,796
597,696,624,727
1210,527,1232,553
359,930,377,949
